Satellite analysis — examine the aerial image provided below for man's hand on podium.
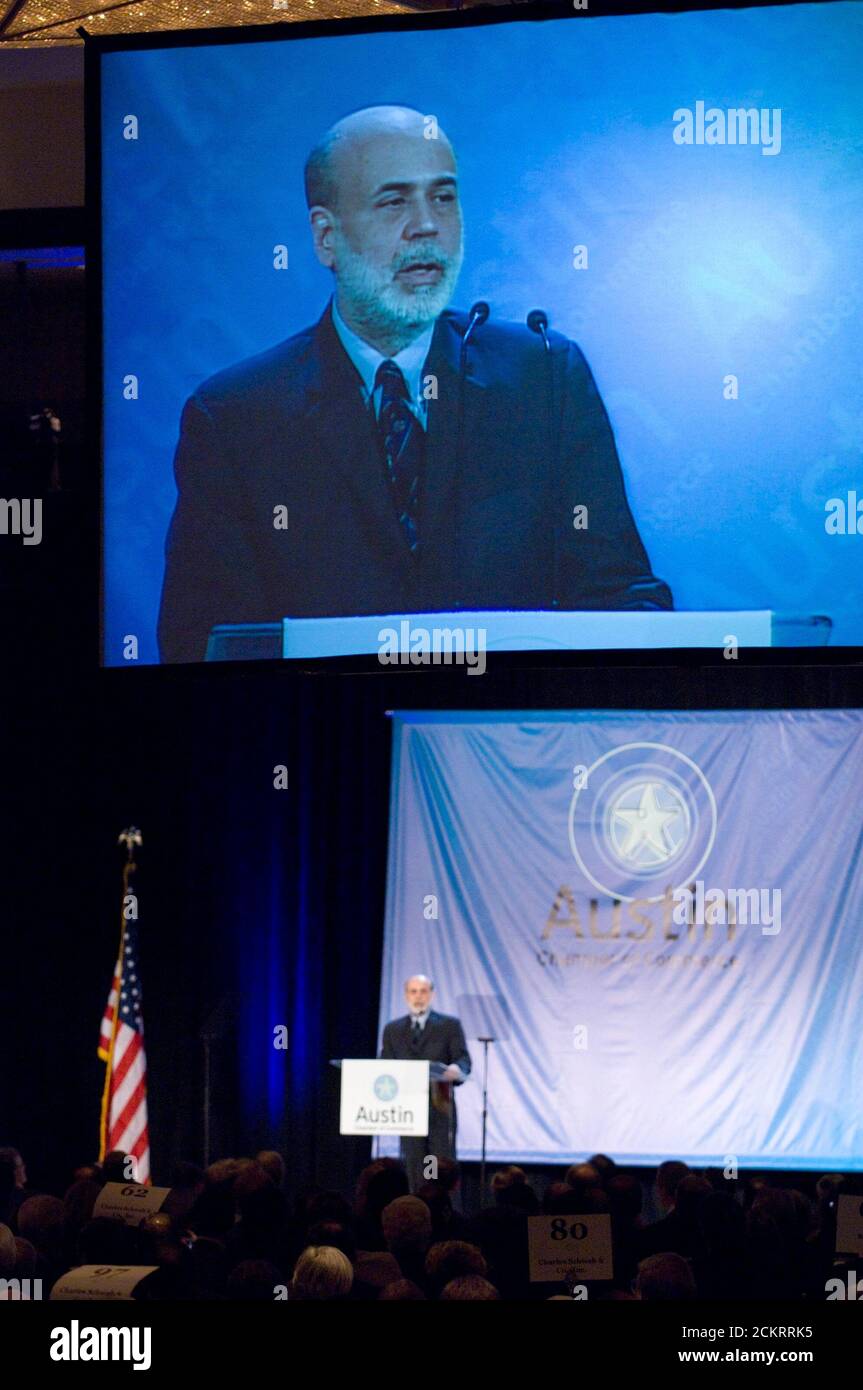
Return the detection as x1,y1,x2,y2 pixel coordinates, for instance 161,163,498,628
441,1064,463,1082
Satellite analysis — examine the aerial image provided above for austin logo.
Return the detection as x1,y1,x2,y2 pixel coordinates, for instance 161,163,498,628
568,742,717,902
374,1074,398,1101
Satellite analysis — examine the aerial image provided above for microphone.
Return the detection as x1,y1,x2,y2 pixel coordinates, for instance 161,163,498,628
526,308,550,352
527,308,559,608
455,302,490,606
458,302,490,442
462,299,490,357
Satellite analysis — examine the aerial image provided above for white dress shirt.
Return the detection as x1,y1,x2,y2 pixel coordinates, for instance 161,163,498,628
331,296,434,430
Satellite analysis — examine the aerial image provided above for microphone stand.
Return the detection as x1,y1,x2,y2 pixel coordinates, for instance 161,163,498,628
477,1035,495,1204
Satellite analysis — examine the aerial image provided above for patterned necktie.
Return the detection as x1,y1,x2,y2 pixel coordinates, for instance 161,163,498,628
376,359,423,552
411,1018,422,1048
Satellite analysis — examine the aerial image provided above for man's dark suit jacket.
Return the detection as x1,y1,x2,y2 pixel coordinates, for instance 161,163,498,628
158,301,672,663
380,1009,472,1079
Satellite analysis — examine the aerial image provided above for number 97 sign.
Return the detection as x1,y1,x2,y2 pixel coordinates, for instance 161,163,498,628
527,1214,613,1283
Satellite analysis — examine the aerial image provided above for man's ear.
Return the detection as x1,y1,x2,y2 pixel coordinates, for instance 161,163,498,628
310,206,337,268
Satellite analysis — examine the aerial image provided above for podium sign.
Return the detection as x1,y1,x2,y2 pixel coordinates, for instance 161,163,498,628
207,610,784,663
281,609,774,658
527,1214,613,1283
339,1059,429,1136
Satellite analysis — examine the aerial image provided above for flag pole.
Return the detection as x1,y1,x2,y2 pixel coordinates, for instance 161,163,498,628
98,827,142,1161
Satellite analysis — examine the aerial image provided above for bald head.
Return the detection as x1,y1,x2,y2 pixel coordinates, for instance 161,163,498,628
305,106,454,213
405,975,434,1014
305,105,463,356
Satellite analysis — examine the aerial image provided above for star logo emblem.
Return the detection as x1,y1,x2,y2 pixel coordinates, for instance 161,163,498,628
609,779,687,867
374,1074,398,1102
568,741,717,902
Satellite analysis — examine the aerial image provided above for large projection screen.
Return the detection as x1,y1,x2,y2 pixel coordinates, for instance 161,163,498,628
379,709,863,1169
98,2,863,665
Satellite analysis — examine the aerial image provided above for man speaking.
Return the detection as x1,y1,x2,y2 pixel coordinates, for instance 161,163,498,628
158,105,672,663
380,974,471,1193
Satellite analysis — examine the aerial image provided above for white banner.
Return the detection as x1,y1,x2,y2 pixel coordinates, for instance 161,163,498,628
381,710,863,1168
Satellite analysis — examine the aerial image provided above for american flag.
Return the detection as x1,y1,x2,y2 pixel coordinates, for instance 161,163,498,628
98,847,150,1184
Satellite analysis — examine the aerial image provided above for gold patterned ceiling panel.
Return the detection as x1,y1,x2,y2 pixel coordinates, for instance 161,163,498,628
0,0,451,46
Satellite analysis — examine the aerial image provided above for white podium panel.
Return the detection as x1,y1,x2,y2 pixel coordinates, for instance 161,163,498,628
283,609,774,658
339,1058,429,1136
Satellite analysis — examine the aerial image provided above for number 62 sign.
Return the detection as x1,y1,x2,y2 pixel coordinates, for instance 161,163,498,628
92,1182,171,1226
527,1214,613,1283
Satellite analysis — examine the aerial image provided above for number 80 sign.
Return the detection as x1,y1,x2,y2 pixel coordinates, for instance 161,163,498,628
527,1214,614,1283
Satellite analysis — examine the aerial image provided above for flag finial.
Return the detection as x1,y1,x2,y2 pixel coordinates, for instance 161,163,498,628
117,827,142,859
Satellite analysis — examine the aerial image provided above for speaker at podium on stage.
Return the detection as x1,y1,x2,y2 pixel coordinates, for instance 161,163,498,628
332,1055,455,1188
371,975,472,1193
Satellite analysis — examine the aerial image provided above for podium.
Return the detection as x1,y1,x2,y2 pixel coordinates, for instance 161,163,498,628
204,609,832,661
332,1058,452,1137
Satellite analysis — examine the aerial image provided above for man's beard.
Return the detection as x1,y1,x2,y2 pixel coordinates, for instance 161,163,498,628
332,226,463,345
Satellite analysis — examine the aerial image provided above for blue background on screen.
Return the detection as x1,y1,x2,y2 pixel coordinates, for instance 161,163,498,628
101,2,863,663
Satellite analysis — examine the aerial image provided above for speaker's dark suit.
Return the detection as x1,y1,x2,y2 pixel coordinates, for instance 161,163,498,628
158,301,672,663
380,1010,471,1192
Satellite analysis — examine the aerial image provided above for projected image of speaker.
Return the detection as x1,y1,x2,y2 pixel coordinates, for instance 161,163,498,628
95,2,863,665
